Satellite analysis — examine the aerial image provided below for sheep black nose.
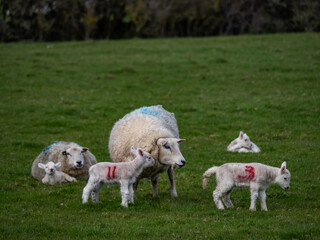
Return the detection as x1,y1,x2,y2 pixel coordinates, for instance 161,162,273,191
181,160,186,166
76,161,82,165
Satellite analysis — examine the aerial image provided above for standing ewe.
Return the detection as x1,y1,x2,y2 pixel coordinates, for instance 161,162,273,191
108,105,186,198
227,131,261,153
31,141,97,180
202,162,291,211
38,161,77,185
82,147,155,207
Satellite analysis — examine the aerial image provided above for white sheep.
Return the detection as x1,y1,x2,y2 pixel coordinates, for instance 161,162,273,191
31,141,97,180
38,161,77,185
202,162,291,211
108,105,186,199
227,131,261,153
82,147,155,207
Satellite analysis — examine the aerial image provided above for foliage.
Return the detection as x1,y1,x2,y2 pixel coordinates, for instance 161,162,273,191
0,33,320,239
0,0,320,41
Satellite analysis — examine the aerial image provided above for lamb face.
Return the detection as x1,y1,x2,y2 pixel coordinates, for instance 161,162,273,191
276,162,291,190
62,147,88,168
38,161,61,175
131,146,155,168
157,138,186,168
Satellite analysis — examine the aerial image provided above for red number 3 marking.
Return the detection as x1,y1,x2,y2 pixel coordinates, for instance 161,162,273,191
238,165,255,180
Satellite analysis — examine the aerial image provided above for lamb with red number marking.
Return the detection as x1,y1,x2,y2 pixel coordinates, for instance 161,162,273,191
82,147,155,208
202,162,291,211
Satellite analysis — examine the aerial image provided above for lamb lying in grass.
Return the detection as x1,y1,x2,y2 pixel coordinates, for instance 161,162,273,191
227,131,261,153
202,162,290,211
38,161,77,185
82,147,155,207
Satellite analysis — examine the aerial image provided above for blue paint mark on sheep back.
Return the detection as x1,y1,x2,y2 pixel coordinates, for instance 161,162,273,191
139,105,162,117
42,141,63,153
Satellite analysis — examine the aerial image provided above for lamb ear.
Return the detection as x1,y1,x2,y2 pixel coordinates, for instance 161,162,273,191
130,146,137,155
55,162,61,169
239,131,244,139
138,149,144,157
38,163,45,169
280,161,286,173
177,139,186,144
82,147,89,152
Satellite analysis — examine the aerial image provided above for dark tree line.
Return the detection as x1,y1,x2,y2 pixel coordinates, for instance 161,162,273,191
1,0,319,42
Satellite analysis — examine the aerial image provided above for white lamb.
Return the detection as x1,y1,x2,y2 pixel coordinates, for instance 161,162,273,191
202,162,290,211
227,131,261,153
82,147,155,207
38,161,77,185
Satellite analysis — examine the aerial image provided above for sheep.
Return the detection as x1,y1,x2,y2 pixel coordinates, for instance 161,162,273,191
202,161,291,211
82,147,155,207
227,131,261,153
38,161,77,185
108,105,186,199
31,141,97,180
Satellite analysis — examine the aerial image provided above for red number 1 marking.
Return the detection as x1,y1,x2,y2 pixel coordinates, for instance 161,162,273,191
238,165,255,180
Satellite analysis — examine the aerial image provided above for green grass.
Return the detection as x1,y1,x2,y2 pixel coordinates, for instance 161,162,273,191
0,33,320,240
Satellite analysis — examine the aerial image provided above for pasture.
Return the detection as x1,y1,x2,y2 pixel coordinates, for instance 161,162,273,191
0,33,319,239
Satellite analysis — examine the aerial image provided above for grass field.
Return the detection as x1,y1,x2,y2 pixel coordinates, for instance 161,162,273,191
0,33,319,239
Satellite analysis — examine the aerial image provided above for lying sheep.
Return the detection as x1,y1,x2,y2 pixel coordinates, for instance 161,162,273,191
202,162,290,211
227,131,261,153
31,141,97,180
38,161,77,185
82,147,155,207
108,105,186,198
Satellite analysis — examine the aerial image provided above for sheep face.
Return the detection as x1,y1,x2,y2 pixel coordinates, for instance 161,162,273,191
228,131,252,150
62,147,88,168
276,162,291,190
38,161,61,175
157,138,186,168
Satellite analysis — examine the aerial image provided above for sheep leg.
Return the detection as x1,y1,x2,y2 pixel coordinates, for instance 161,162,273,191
167,167,177,198
222,188,234,208
249,187,259,211
259,190,268,211
128,183,134,204
213,186,225,210
133,179,139,200
82,182,95,204
120,180,129,208
91,181,103,203
151,174,159,197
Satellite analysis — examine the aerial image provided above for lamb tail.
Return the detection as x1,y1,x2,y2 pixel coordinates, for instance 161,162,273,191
202,167,218,189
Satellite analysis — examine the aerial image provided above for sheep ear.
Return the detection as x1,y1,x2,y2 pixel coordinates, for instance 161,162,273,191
177,139,186,144
82,147,89,152
239,131,244,139
55,162,61,169
138,149,144,157
280,161,286,174
157,138,168,146
38,163,45,169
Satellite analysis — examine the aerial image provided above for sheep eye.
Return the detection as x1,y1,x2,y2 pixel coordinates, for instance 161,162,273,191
284,177,287,181
164,144,171,150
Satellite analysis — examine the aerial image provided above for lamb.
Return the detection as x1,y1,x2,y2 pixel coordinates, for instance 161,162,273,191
202,162,291,211
227,131,261,153
31,141,97,180
82,147,155,207
108,105,186,198
38,161,77,185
